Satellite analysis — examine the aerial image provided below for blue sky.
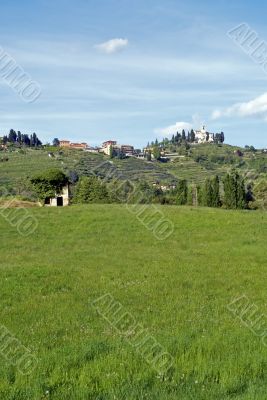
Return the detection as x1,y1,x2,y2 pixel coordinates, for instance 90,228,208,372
0,0,267,148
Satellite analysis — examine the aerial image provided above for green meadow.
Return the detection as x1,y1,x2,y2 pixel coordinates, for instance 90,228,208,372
1,205,267,399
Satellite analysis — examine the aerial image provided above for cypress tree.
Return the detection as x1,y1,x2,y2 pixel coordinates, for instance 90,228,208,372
211,175,221,207
202,178,213,207
223,170,247,209
176,180,188,205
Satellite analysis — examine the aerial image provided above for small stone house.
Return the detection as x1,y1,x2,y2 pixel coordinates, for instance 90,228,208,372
44,184,69,207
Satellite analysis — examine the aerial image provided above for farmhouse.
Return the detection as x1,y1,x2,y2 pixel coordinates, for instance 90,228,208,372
44,184,69,207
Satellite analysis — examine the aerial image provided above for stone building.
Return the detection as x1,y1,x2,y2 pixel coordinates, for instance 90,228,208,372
44,185,69,207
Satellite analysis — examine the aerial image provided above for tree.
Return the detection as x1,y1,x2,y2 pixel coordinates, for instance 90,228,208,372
211,175,221,207
109,145,114,159
30,169,68,203
190,129,195,143
199,176,221,208
236,175,247,209
73,176,109,204
182,130,186,141
202,178,213,207
176,179,188,205
163,137,169,146
31,132,42,146
152,146,161,160
17,131,22,144
53,138,60,147
8,129,17,143
223,170,247,209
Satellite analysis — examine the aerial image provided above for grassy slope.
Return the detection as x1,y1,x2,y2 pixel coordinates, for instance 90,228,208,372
0,205,267,399
0,149,86,190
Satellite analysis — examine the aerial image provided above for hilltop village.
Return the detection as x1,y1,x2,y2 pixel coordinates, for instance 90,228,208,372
0,125,225,161
56,126,225,160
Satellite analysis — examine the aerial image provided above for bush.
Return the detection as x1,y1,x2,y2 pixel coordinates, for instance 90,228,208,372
73,176,109,204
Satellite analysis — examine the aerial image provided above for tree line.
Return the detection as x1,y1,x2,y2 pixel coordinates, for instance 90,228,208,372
174,171,249,209
147,130,225,149
30,168,251,210
2,129,42,147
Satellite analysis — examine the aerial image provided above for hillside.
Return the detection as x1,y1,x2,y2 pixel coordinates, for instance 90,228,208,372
1,144,266,197
1,205,267,399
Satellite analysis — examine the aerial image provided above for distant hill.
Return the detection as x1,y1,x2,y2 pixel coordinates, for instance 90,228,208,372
0,144,266,201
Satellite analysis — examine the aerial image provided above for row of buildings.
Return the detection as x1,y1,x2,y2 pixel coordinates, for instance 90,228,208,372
58,126,223,158
59,140,88,150
59,139,135,157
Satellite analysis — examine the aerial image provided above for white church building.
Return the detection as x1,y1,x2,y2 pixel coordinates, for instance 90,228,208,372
194,126,214,144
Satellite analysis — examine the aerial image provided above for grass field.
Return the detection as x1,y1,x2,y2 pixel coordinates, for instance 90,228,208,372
0,205,267,399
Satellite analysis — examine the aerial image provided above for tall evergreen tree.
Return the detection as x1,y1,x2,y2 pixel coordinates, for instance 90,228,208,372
8,129,17,143
53,138,60,147
17,131,22,144
211,175,221,207
202,178,213,207
73,176,109,204
223,170,247,209
176,180,188,205
190,129,195,143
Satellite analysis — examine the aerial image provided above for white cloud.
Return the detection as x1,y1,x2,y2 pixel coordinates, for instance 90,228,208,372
155,121,193,137
94,38,129,54
155,114,206,137
212,92,267,120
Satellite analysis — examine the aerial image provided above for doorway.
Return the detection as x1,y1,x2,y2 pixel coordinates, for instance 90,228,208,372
57,197,63,206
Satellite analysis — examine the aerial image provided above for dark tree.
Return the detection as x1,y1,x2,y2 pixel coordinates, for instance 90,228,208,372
211,175,221,207
223,170,247,209
190,129,195,143
176,179,188,205
73,176,109,204
8,129,17,143
202,178,213,207
17,131,22,144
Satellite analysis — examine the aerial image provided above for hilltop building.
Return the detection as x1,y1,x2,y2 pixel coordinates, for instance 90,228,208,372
59,140,88,149
102,140,117,148
194,126,214,143
101,140,134,156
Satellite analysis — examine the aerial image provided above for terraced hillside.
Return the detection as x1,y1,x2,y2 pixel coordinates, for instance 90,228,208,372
76,156,178,184
0,144,266,195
